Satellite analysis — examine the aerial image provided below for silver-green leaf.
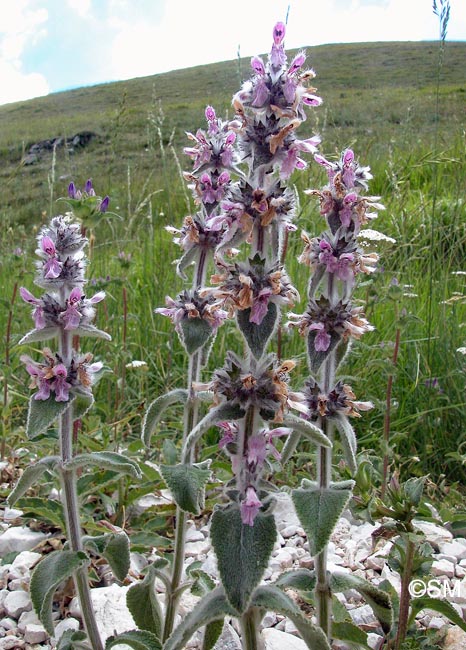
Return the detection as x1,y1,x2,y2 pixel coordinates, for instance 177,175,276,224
292,486,353,556
281,412,332,449
210,503,276,614
30,550,90,635
160,461,211,515
82,532,130,582
105,630,161,650
66,451,141,479
126,566,164,639
251,585,331,650
164,587,235,650
142,389,189,447
8,456,60,507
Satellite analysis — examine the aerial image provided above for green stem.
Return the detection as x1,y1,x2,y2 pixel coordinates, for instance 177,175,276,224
240,608,264,650
394,528,416,650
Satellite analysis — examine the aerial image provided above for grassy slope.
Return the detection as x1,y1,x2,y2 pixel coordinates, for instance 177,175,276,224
0,41,465,483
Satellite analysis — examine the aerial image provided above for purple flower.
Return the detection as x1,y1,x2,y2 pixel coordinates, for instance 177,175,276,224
99,195,110,213
240,487,262,526
246,434,267,468
217,421,238,448
52,364,71,401
309,322,332,352
61,287,83,330
20,287,45,329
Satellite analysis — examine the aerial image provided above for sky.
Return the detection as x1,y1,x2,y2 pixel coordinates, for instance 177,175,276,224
1,0,465,107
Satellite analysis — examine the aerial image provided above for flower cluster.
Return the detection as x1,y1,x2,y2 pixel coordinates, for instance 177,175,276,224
207,253,298,325
303,378,373,420
20,196,108,405
155,290,228,334
287,296,373,353
21,349,102,402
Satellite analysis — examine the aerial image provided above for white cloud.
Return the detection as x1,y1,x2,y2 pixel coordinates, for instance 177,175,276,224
67,0,92,19
0,0,49,105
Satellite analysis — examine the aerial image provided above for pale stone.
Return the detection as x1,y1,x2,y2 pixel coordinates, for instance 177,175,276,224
281,525,299,538
349,603,378,627
413,520,453,548
428,616,448,629
184,539,211,558
367,632,384,649
3,591,32,618
9,551,41,578
0,618,17,631
439,541,466,561
456,565,466,578
0,636,25,649
442,626,466,650
53,616,81,641
431,558,455,578
17,609,41,633
24,623,48,644
0,528,48,556
69,584,135,643
271,493,301,531
212,622,242,650
263,627,308,650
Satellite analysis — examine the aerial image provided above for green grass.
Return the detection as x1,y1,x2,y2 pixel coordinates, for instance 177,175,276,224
1,40,465,491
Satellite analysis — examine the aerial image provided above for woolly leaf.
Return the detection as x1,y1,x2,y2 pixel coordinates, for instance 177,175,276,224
275,568,316,594
281,412,332,449
280,430,301,465
307,330,341,373
66,451,141,479
237,302,278,359
179,316,213,355
75,324,112,340
126,566,164,638
142,389,189,447
407,596,466,632
56,630,90,650
82,532,130,582
105,630,161,650
188,568,216,597
332,413,358,473
30,550,89,635
19,327,59,345
8,456,60,507
292,486,352,556
202,620,224,650
330,572,393,634
26,394,75,439
160,461,211,515
183,402,245,459
210,502,276,614
332,622,371,649
251,585,331,650
164,587,235,650
73,393,95,421
176,247,199,280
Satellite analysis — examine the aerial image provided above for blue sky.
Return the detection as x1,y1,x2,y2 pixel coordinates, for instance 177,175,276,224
1,0,465,106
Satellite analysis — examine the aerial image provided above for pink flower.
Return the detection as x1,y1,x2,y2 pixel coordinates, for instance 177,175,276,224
62,287,83,330
52,364,71,402
247,435,267,468
20,287,45,329
309,323,331,352
218,421,238,448
240,487,262,526
249,287,273,325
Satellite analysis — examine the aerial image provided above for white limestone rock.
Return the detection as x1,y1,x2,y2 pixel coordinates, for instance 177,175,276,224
3,591,32,619
262,627,308,650
69,584,135,643
0,528,48,556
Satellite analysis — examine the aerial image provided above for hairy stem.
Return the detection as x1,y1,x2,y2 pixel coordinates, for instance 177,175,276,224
58,324,103,650
163,253,207,641
240,607,264,650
